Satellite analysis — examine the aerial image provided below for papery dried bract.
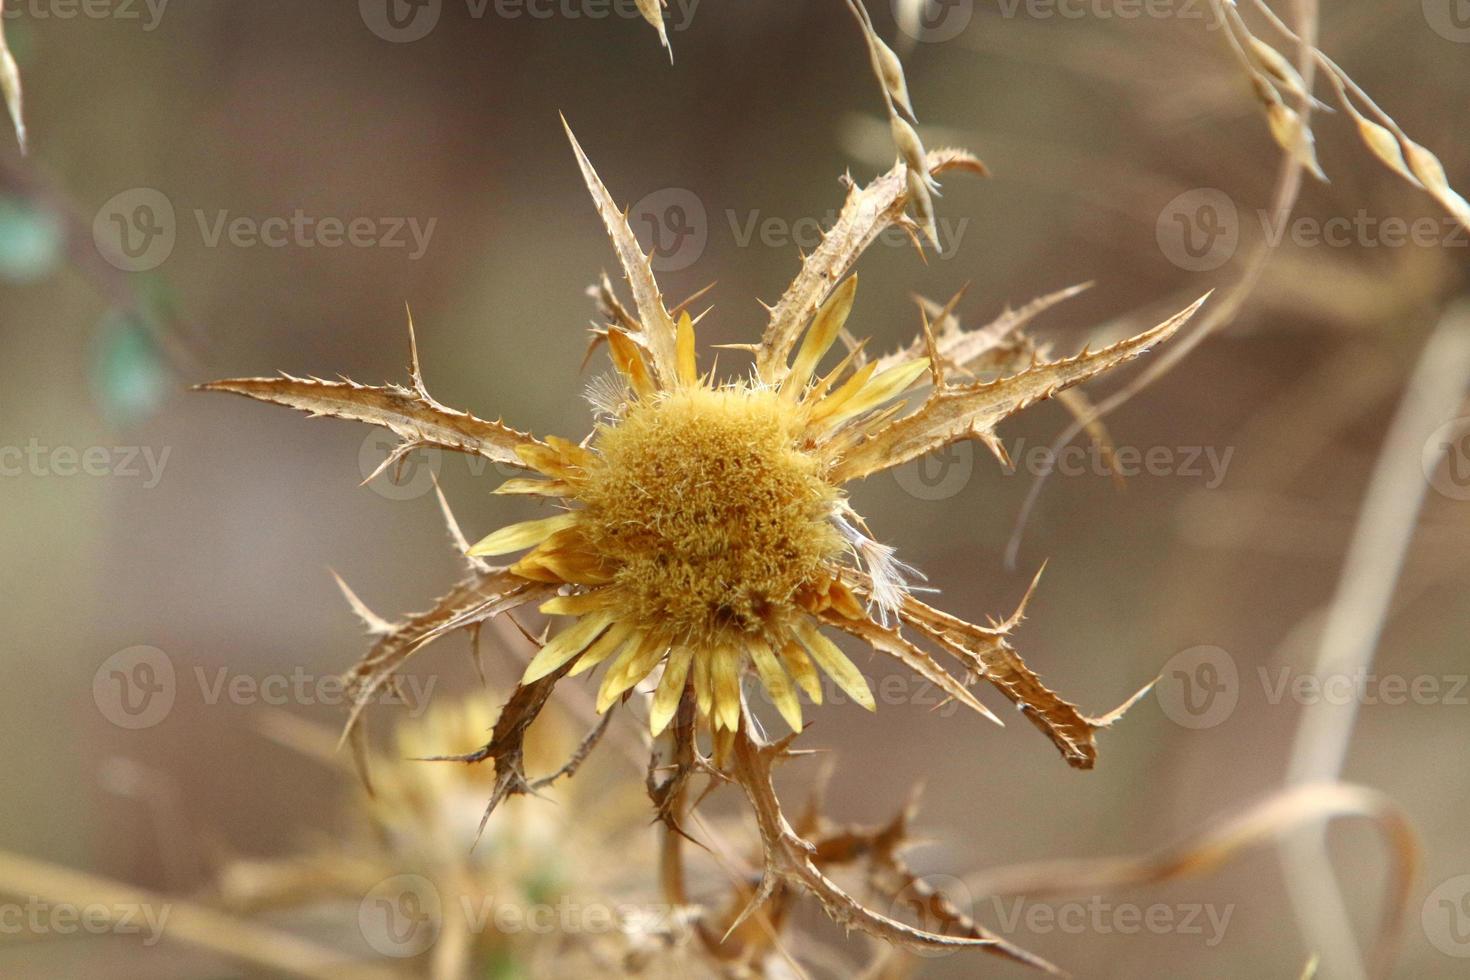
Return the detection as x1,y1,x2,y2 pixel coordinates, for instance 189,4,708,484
0,10,24,152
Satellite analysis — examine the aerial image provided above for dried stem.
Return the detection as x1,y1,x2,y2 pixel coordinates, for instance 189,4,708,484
1280,300,1470,979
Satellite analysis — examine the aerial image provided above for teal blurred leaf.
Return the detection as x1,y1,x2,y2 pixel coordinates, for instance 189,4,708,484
0,195,61,281
91,309,171,424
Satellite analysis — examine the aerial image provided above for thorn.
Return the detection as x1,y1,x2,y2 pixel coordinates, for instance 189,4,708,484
405,302,427,396
360,440,419,487
431,473,490,572
670,281,716,317
330,570,395,635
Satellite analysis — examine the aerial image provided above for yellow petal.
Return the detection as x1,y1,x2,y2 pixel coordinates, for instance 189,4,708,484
808,361,876,425
782,274,858,399
826,358,930,424
607,329,654,398
778,639,823,704
596,633,667,713
516,442,589,480
828,580,866,620
711,645,744,731
522,611,615,683
649,646,694,735
543,435,597,469
569,621,636,676
513,547,614,586
493,477,567,496
795,619,875,711
749,638,802,733
692,644,713,717
675,311,698,387
467,513,577,557
538,591,609,617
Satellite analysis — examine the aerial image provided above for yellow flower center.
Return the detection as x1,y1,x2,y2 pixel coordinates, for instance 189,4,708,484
578,385,842,649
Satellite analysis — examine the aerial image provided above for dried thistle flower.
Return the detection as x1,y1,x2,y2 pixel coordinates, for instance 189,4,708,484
200,116,1206,959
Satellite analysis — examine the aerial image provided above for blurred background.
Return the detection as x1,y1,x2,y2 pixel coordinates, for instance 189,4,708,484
1,0,1467,976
